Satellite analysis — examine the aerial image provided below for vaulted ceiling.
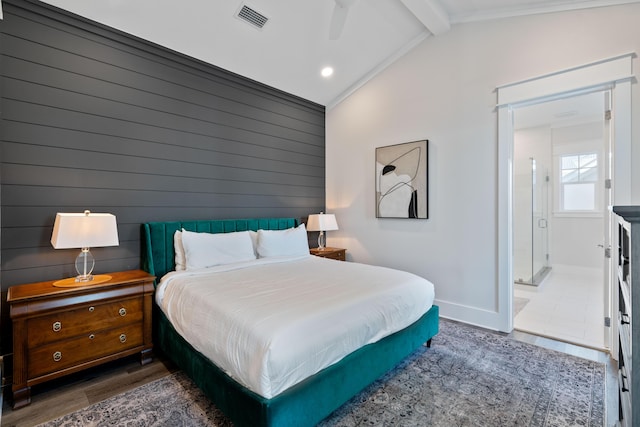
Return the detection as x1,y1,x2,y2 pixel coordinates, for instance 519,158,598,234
38,0,640,108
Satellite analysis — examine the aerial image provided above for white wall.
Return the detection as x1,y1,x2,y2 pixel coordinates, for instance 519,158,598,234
550,122,605,268
325,4,640,330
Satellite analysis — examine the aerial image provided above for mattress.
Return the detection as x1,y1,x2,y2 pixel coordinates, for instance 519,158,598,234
156,255,435,398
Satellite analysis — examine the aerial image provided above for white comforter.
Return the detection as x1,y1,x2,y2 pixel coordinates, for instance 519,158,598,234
156,255,434,398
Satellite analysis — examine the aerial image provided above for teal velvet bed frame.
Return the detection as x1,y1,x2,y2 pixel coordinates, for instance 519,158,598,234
142,218,439,427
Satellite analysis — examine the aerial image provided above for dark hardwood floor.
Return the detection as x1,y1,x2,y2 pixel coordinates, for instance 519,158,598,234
0,330,617,426
1,354,177,426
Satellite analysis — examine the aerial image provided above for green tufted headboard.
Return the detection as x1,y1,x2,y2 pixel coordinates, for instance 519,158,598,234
141,218,298,281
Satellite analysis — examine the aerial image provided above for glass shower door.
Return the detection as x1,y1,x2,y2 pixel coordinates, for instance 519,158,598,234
531,159,550,284
514,157,550,285
514,157,533,284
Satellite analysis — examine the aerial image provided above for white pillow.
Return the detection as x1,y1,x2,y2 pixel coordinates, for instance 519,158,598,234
181,230,256,269
174,230,186,271
256,224,310,258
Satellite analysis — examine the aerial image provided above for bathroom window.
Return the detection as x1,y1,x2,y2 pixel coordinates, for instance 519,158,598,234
558,152,598,212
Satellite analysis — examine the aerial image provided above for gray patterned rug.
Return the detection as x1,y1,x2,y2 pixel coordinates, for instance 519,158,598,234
39,319,605,426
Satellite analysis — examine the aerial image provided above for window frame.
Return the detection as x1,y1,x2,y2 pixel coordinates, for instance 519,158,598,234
553,146,603,218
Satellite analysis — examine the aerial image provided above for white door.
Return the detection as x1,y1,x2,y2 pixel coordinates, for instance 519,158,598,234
602,91,613,350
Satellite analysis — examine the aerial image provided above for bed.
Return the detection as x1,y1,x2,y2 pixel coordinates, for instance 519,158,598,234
142,217,439,427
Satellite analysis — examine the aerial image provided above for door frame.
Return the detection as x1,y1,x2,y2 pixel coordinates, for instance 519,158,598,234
495,53,634,339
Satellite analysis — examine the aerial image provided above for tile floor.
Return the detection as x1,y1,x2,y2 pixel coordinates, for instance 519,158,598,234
514,264,607,350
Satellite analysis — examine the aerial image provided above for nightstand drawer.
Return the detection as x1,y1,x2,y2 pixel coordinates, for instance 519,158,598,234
28,323,143,379
27,297,143,346
310,247,346,261
322,251,345,261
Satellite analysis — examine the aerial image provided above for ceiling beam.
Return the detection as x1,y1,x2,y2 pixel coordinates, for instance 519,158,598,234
400,0,450,36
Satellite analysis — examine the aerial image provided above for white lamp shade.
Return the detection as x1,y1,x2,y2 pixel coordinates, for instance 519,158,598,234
51,211,119,249
307,213,339,232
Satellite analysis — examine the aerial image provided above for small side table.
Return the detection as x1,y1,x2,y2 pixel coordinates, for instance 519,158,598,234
8,270,155,409
310,247,346,261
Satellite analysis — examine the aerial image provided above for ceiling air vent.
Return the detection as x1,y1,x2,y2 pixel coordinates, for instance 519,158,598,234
236,4,269,29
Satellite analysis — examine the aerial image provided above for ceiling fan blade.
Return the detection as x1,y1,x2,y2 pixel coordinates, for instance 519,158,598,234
329,0,355,40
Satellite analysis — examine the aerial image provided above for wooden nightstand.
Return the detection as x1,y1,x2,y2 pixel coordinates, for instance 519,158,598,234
7,270,155,409
310,247,346,261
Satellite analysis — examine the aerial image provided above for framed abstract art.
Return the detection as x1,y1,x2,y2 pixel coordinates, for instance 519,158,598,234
375,140,428,219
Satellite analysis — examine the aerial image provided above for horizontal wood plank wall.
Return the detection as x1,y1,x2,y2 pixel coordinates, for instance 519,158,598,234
0,0,325,351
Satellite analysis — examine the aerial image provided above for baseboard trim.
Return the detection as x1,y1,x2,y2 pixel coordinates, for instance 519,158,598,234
435,299,508,332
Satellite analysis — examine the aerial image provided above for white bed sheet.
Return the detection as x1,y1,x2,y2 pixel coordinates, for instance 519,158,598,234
156,255,435,399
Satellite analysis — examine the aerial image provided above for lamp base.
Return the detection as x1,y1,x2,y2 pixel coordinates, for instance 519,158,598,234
317,231,326,250
52,274,112,288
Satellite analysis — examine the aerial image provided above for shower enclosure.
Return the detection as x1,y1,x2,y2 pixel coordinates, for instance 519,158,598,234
514,157,551,285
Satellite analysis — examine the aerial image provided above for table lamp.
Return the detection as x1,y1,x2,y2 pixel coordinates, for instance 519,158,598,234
307,212,339,250
50,210,119,287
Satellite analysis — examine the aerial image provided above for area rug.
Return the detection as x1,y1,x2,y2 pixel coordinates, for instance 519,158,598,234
39,319,605,426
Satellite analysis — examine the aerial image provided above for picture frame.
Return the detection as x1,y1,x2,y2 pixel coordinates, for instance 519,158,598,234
375,139,428,219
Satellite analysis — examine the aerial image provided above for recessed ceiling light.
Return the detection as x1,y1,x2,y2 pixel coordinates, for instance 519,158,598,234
321,67,334,78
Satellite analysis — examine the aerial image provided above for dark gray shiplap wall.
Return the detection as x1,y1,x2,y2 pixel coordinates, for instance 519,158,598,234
0,0,325,352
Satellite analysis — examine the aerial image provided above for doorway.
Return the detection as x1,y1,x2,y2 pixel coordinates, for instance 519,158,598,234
511,92,607,349
495,53,633,353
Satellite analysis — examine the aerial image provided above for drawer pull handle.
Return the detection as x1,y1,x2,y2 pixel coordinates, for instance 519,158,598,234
119,334,127,343
52,321,62,332
89,334,95,340
88,306,95,312
53,351,62,362
119,308,127,317
621,313,630,325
